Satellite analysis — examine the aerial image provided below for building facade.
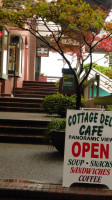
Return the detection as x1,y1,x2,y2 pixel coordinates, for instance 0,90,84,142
0,25,36,95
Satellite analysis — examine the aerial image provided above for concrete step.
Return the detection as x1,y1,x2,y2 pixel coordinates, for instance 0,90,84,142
0,134,45,144
15,88,58,92
0,102,42,108
0,81,57,112
0,126,46,135
15,94,51,98
0,97,43,113
0,97,43,103
0,119,49,127
23,81,56,86
15,90,57,95
0,119,49,144
0,106,43,112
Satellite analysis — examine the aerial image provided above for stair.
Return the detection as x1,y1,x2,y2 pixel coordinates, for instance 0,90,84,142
15,81,58,98
0,81,57,144
0,97,43,113
0,118,49,144
0,81,58,113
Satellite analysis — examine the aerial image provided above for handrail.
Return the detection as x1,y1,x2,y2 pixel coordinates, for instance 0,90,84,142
92,68,112,81
89,68,112,93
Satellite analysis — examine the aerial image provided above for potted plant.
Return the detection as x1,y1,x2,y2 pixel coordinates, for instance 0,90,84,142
38,73,47,82
47,118,66,154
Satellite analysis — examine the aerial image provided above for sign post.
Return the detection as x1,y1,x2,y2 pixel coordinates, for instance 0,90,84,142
63,109,112,189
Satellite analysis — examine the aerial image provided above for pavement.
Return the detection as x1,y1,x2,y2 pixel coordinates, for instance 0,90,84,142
0,143,110,200
0,111,63,184
0,143,63,184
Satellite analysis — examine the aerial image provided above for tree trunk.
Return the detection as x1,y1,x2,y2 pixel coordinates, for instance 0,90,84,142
76,85,82,110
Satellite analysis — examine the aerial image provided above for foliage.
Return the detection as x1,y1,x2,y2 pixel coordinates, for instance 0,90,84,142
84,63,112,79
95,65,112,79
47,118,66,133
55,80,60,91
84,63,97,69
106,105,112,111
39,72,45,76
84,63,112,78
47,118,66,154
1,0,112,109
1,0,107,31
42,93,86,117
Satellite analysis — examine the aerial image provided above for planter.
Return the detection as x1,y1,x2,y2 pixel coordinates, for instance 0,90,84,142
38,76,47,82
49,131,65,154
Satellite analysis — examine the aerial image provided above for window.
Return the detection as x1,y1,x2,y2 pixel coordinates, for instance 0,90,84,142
8,35,23,77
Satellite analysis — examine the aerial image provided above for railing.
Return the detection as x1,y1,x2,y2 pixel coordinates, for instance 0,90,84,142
89,68,112,94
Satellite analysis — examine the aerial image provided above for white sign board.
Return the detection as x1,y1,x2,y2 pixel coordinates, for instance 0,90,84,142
63,109,112,189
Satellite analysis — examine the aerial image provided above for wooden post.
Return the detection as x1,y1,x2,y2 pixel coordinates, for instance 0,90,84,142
88,86,90,99
91,83,94,98
96,74,100,98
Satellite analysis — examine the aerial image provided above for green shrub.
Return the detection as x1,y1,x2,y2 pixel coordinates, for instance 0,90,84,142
106,105,112,111
47,119,66,154
47,118,66,133
42,93,86,117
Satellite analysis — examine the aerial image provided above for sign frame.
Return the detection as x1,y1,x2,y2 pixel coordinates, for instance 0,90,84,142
63,109,112,189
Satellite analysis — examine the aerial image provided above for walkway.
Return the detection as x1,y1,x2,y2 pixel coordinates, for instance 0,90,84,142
0,143,111,200
0,143,63,184
0,112,53,121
